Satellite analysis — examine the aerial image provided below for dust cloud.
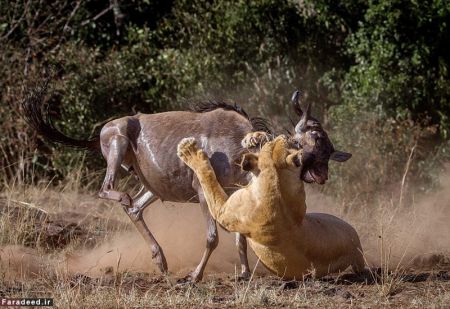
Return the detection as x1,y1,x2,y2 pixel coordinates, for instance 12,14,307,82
65,201,266,278
306,174,450,269
0,245,47,281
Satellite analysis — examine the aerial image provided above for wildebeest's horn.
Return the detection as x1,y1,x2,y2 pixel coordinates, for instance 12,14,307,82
296,101,311,133
291,90,302,117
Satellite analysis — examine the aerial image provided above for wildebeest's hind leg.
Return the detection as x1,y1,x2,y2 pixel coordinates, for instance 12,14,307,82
98,134,168,273
98,135,134,206
126,186,168,274
179,192,218,283
126,184,158,218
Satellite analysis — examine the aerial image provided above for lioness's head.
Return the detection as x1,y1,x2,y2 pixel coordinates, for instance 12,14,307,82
241,136,303,177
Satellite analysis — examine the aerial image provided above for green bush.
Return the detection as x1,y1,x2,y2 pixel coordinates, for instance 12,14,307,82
0,0,449,202
341,0,450,136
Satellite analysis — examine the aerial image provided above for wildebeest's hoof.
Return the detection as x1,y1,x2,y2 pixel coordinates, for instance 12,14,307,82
238,271,251,281
119,193,132,208
176,272,201,284
152,247,168,274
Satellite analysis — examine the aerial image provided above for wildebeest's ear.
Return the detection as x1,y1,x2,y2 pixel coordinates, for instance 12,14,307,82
330,150,352,162
241,153,259,172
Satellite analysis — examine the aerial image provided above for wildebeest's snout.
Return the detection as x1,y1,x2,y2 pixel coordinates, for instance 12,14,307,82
300,151,329,184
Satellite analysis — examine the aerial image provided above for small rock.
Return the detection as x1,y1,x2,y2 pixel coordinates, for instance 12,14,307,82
280,280,300,290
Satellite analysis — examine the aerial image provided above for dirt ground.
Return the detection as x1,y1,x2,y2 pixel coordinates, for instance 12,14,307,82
1,186,449,308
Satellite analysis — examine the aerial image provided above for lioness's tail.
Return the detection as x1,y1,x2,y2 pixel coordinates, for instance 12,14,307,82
21,78,100,151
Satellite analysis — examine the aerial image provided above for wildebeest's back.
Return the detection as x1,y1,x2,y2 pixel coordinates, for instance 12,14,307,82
132,109,253,202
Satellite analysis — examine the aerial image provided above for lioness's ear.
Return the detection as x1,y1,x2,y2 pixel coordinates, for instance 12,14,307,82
241,153,259,172
330,150,352,162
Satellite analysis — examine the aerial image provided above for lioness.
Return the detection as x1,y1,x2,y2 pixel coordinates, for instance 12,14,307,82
177,136,364,279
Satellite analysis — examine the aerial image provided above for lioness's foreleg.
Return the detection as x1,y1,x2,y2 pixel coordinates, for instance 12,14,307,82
238,132,272,279
241,131,272,149
177,138,251,235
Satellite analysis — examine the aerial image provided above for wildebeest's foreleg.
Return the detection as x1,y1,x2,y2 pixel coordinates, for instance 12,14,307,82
180,192,219,283
236,233,251,279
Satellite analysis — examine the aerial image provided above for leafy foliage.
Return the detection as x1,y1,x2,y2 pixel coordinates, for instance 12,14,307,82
341,0,450,137
0,0,449,200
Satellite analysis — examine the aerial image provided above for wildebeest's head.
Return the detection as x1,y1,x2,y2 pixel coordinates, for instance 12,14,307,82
290,91,351,184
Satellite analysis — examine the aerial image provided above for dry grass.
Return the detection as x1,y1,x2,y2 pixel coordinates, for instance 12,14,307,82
2,269,450,308
1,181,450,308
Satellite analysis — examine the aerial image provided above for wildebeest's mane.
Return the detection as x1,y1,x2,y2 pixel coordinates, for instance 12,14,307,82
190,101,273,134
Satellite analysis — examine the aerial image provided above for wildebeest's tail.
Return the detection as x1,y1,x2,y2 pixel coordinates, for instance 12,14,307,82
21,78,100,152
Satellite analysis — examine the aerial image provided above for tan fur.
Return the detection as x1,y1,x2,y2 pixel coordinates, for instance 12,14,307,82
177,136,364,279
241,131,272,149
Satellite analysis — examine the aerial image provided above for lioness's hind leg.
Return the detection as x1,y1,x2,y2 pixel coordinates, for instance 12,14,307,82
351,250,366,274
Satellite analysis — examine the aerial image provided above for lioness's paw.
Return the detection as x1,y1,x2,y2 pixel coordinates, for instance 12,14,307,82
177,137,208,166
177,138,198,162
241,131,271,149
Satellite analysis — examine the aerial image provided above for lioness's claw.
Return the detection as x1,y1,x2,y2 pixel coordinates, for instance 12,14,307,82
241,131,272,149
177,137,197,161
177,137,208,167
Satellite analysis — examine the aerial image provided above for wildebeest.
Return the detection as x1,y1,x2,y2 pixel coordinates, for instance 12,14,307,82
22,81,351,282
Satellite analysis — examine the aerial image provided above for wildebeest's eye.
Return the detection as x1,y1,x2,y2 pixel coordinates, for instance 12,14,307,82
310,130,319,139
